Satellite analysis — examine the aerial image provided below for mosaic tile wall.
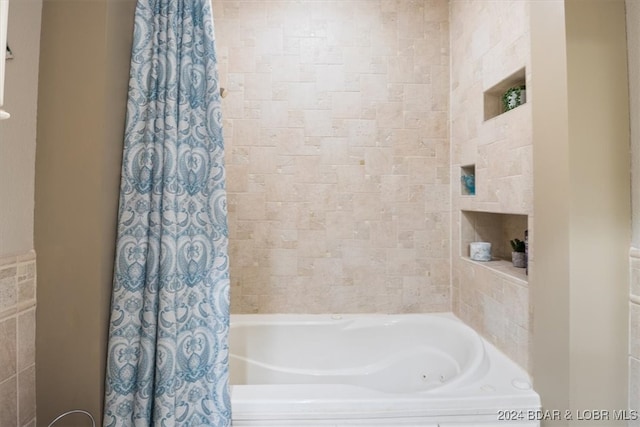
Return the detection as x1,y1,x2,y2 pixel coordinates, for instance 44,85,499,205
212,0,451,313
0,251,36,427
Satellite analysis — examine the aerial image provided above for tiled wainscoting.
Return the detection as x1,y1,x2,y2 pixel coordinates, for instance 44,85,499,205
0,251,36,427
630,248,640,426
456,259,530,371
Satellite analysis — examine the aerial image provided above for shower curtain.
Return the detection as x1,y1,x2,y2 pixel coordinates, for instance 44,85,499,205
103,0,230,425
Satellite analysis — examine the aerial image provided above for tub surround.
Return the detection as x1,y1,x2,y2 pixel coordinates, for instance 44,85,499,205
0,251,37,427
450,1,533,371
213,0,451,314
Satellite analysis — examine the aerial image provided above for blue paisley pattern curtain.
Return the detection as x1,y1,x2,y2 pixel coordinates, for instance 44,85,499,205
103,0,230,425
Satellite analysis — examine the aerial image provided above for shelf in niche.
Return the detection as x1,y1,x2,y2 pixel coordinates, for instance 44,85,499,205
461,210,528,283
460,164,475,196
483,67,526,121
461,256,528,284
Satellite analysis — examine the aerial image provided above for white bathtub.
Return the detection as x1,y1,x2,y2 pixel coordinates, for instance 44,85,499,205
229,313,540,427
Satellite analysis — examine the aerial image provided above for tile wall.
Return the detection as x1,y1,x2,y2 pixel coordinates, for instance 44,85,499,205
0,251,36,427
212,0,451,313
450,0,533,371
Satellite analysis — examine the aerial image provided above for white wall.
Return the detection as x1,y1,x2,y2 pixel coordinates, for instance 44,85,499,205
0,0,42,257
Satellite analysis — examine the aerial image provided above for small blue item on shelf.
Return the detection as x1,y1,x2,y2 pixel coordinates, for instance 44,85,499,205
462,174,475,195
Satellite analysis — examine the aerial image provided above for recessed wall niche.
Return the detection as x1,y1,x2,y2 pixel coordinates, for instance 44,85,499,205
461,164,475,196
461,210,528,281
483,67,526,121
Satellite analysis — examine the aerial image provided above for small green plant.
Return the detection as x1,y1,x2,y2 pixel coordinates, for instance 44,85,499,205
502,85,526,112
510,238,525,253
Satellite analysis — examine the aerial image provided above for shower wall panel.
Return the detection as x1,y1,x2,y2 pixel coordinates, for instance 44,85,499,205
450,1,533,371
213,0,451,313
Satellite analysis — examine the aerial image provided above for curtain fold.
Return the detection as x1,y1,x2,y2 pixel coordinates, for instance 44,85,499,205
103,0,230,425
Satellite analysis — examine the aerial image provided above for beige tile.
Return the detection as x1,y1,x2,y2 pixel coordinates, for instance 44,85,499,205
331,92,362,119
235,193,267,221
216,0,450,314
268,249,298,276
0,376,17,427
631,254,640,297
0,266,16,281
632,302,640,359
0,267,17,315
16,262,35,284
631,357,640,427
0,318,17,382
17,277,36,309
504,281,528,329
17,310,35,371
0,255,18,268
18,365,36,426
303,110,333,137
